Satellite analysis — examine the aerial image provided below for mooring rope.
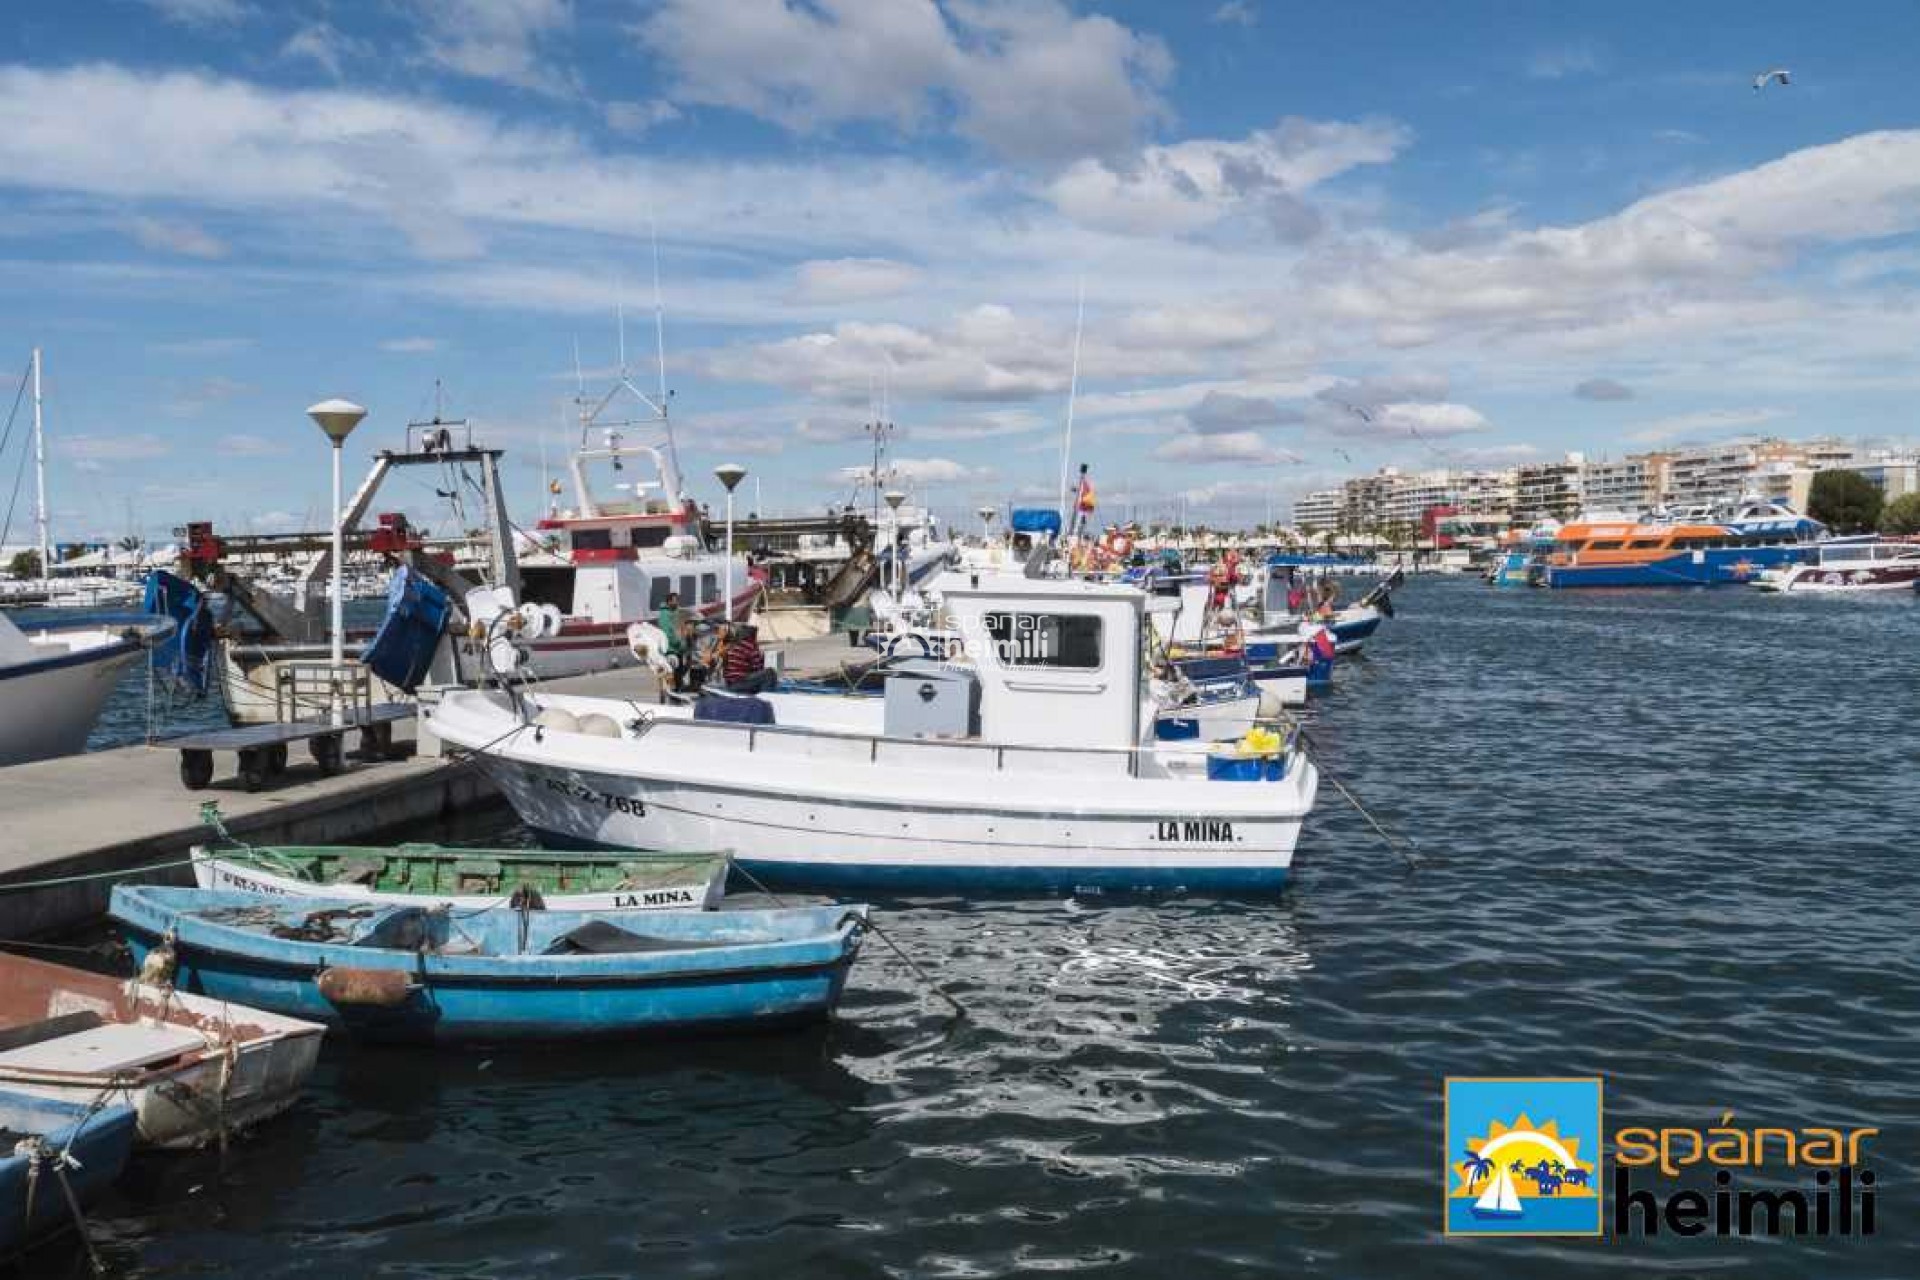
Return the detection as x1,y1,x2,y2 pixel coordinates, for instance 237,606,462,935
1292,724,1421,872
727,861,966,1019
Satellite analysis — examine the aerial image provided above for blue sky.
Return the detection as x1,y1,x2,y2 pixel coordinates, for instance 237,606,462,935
2,0,1919,542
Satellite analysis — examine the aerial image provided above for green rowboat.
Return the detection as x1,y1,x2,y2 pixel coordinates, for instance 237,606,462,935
190,842,731,912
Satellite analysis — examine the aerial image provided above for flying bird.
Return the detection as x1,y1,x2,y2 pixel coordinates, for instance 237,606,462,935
1337,401,1375,424
1752,68,1791,91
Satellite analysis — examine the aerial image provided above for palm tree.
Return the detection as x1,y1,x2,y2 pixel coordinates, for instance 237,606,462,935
1460,1150,1494,1191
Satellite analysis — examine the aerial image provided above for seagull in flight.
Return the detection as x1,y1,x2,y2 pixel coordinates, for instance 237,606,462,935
1752,67,1791,91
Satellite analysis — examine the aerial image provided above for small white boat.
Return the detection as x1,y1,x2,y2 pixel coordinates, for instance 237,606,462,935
428,573,1319,894
1753,537,1920,593
0,610,174,766
0,953,323,1149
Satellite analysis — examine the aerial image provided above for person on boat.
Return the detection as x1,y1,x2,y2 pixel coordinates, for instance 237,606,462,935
657,592,688,689
1285,570,1307,615
711,623,777,694
1313,575,1340,620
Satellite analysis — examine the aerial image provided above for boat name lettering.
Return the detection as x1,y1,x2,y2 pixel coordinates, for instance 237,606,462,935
1154,819,1235,842
614,889,696,908
543,777,647,816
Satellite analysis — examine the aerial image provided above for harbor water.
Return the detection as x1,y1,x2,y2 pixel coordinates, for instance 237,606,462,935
21,578,1920,1278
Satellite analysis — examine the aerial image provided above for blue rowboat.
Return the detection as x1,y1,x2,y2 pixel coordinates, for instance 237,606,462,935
0,1090,137,1254
109,886,869,1045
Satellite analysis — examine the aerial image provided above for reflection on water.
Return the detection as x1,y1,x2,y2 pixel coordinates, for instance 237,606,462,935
21,580,1920,1278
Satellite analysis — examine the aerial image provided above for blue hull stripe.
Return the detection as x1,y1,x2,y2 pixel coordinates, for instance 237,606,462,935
528,832,1292,894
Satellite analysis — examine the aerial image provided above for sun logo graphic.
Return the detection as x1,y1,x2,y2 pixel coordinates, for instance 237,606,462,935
1445,1078,1604,1236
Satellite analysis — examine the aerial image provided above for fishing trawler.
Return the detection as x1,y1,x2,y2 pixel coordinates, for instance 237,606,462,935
426,571,1320,894
198,375,752,724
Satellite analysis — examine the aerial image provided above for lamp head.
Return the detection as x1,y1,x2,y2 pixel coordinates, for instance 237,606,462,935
714,463,748,493
884,489,906,511
305,398,367,445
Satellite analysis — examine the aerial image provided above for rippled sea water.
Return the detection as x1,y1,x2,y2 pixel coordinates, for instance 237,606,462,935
19,579,1920,1278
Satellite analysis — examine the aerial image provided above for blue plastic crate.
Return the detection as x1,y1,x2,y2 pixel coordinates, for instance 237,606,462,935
1206,753,1287,781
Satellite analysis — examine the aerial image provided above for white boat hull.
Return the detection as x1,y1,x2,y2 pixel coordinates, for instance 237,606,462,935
0,631,144,766
0,978,322,1150
1251,671,1307,706
428,691,1316,894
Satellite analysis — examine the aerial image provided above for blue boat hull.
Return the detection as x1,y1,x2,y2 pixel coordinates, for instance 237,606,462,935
1543,546,1809,588
112,888,865,1045
0,1092,137,1253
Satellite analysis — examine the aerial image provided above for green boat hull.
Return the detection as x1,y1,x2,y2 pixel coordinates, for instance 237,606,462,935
192,843,731,911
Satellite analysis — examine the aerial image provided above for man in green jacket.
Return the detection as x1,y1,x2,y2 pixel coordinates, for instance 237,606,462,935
656,592,686,688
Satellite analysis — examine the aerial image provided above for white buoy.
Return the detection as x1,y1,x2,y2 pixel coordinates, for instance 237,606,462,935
532,707,579,734
575,713,622,738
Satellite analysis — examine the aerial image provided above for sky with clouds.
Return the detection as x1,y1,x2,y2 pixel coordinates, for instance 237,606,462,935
3,0,1919,540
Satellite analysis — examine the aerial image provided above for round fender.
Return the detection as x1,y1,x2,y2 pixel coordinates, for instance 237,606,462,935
317,966,417,1008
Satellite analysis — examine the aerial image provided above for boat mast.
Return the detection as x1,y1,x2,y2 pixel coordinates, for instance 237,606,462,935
31,347,50,579
1055,278,1085,533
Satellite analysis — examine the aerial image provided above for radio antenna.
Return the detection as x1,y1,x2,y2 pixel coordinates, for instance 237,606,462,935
650,216,669,410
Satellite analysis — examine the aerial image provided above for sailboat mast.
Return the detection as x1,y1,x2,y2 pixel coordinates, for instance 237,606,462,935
1055,279,1085,529
30,347,50,578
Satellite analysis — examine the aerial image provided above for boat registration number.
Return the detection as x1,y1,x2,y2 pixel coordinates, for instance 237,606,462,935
211,868,292,895
543,777,648,817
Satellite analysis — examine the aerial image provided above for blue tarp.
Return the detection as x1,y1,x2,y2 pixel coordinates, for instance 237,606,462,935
1010,508,1062,534
360,566,451,693
143,569,215,696
693,693,775,724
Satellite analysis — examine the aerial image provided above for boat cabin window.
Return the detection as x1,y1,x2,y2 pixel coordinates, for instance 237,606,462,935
519,567,574,610
571,529,614,551
649,576,673,609
1625,538,1663,550
701,573,719,603
630,526,671,549
1587,540,1623,551
679,574,697,603
982,612,1103,669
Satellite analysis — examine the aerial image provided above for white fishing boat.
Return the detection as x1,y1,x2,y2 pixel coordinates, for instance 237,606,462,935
0,953,323,1150
427,573,1319,893
0,610,173,766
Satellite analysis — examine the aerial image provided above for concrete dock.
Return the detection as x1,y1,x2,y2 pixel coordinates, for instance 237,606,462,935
0,630,862,937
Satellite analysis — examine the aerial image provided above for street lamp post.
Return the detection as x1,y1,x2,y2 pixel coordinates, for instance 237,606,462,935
306,398,367,726
884,490,907,596
714,463,747,618
977,504,996,544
